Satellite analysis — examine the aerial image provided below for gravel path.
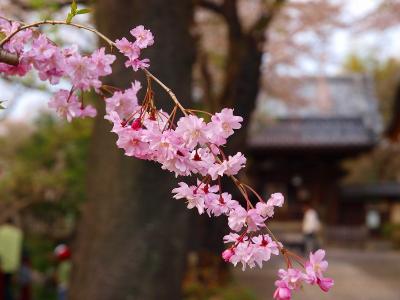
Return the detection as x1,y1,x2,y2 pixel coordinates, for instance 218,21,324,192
234,248,400,300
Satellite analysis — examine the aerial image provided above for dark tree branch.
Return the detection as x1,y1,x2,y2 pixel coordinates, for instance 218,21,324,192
222,0,243,39
196,0,224,16
199,52,217,112
385,81,400,141
250,0,286,40
0,49,19,66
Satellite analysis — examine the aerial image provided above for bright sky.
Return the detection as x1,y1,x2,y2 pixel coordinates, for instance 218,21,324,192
2,0,400,122
301,0,400,74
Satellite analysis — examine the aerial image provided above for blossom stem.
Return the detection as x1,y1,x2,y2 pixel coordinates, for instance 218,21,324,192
0,20,115,48
143,69,188,117
0,48,18,65
241,182,265,203
186,108,214,117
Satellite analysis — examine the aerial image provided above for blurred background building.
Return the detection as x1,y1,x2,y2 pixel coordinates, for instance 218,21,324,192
248,74,393,247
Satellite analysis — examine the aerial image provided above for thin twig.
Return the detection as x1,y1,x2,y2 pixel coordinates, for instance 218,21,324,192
143,69,188,116
0,20,115,48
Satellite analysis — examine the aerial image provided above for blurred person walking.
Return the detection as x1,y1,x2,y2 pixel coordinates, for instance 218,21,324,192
17,250,32,300
302,203,321,254
54,244,71,300
0,218,23,300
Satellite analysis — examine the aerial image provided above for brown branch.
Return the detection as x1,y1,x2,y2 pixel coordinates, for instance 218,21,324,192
199,52,217,112
0,20,115,48
250,0,286,40
385,81,400,141
0,49,19,65
222,0,242,39
196,0,224,16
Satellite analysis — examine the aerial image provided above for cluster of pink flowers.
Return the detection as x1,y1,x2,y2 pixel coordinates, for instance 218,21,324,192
273,250,334,300
0,18,333,299
115,25,153,70
0,19,147,121
222,233,280,270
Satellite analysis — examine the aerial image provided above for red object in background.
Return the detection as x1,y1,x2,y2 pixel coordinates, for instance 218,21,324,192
54,244,71,261
0,271,4,300
19,286,31,300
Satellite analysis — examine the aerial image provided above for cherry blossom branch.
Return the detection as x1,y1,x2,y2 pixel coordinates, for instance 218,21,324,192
0,20,115,48
0,49,18,65
0,15,279,250
143,69,188,117
0,15,335,298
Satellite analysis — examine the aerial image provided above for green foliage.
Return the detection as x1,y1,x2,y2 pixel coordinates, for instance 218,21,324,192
0,114,93,299
0,114,93,225
66,0,91,23
382,222,400,249
342,54,369,74
343,53,400,126
342,54,400,184
184,283,257,300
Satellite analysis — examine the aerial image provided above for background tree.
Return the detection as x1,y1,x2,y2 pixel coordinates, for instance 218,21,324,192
69,1,196,299
358,0,400,141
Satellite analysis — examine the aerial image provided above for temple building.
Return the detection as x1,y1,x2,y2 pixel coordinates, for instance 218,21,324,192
247,75,382,233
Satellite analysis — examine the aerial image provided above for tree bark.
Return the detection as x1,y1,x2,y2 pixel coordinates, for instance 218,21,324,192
385,81,400,141
69,1,195,299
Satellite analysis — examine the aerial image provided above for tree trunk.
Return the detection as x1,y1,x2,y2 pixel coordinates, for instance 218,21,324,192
69,1,195,299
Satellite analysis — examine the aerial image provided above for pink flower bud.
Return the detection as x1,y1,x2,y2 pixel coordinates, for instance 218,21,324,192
317,277,334,292
131,118,141,130
222,248,234,262
273,286,291,300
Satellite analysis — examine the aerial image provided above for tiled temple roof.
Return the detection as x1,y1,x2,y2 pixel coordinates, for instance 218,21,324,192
248,74,381,151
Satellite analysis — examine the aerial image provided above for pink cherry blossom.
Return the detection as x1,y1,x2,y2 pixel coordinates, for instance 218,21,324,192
228,206,248,232
255,201,274,218
130,25,154,49
229,242,254,270
255,193,285,219
172,182,205,214
309,249,329,274
277,268,306,290
116,127,150,159
175,115,208,149
0,59,31,76
105,81,141,118
0,20,32,54
207,108,243,145
26,34,65,84
268,193,284,207
304,249,334,292
90,47,116,77
115,34,150,71
223,232,246,244
65,53,99,90
317,277,334,292
104,111,125,133
125,56,150,71
222,248,235,262
48,90,80,122
246,209,266,232
224,152,246,176
78,105,97,118
273,281,292,300
206,192,239,217
252,234,279,256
